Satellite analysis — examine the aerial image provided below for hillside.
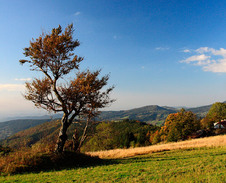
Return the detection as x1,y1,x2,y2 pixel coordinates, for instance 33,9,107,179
0,102,217,141
97,103,218,124
97,105,178,125
0,119,94,149
0,119,51,140
0,119,158,151
97,104,213,125
0,120,60,148
188,104,212,118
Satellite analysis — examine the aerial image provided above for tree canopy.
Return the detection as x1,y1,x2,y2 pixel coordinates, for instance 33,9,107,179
156,109,200,142
81,120,158,152
206,102,226,121
201,102,226,130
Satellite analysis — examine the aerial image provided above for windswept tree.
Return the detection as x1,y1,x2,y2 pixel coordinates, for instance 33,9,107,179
19,24,114,153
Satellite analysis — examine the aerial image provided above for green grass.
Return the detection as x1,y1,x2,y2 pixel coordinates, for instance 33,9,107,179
1,147,225,183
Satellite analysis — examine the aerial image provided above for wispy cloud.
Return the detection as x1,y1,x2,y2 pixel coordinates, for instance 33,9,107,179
15,78,32,81
180,47,226,73
155,47,170,51
0,84,24,91
74,11,81,16
113,35,117,40
183,49,191,53
195,47,213,53
181,54,210,65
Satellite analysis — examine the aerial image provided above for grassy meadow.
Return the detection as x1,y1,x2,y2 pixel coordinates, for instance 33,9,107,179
87,134,226,159
0,136,225,183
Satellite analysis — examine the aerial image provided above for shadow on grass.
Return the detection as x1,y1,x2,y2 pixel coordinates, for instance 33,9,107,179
5,151,118,175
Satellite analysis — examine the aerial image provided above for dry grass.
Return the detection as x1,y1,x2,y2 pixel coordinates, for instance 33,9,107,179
86,134,226,159
0,143,103,174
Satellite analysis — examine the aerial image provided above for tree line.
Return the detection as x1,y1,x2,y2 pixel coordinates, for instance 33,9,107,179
150,102,226,145
72,102,225,152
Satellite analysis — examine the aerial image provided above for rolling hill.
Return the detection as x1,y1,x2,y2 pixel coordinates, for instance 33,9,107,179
0,119,94,149
0,120,60,148
0,102,216,142
97,105,178,125
97,103,213,124
188,104,212,118
0,119,51,140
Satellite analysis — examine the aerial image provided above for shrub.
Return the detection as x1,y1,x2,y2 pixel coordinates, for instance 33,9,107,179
159,109,200,142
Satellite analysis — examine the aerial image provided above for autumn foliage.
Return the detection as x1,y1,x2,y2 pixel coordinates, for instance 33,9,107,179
150,109,200,143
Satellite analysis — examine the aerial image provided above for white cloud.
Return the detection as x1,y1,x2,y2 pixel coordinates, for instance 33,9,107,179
212,48,226,56
181,54,210,63
180,47,226,73
183,49,191,53
203,59,226,72
74,12,81,16
155,47,170,51
195,47,214,53
0,84,24,91
15,78,32,81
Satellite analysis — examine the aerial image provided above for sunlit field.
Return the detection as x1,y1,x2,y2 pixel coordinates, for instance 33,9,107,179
87,134,226,159
0,147,225,183
0,136,225,183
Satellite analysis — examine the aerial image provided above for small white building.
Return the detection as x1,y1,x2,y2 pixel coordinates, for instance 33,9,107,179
214,120,226,129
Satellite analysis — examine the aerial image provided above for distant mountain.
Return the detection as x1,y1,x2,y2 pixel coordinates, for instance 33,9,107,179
0,102,218,141
97,105,178,125
186,101,226,118
0,102,221,148
97,103,219,125
1,102,219,124
0,119,51,140
187,105,212,118
0,113,63,122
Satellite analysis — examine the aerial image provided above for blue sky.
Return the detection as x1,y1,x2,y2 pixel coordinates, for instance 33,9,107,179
1,0,226,119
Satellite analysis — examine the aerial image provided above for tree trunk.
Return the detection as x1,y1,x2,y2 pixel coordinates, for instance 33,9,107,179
55,114,69,153
77,117,90,152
